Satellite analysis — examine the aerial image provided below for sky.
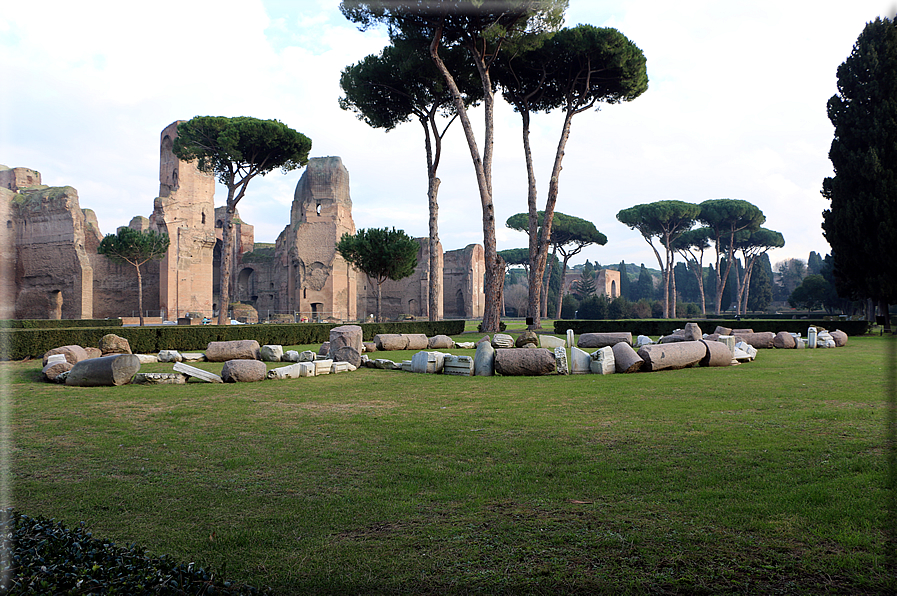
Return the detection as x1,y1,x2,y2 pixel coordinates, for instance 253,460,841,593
2,0,895,272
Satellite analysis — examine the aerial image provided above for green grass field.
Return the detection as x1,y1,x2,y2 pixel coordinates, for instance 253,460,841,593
5,334,895,594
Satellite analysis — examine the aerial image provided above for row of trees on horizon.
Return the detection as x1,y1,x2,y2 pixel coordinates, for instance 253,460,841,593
501,250,853,320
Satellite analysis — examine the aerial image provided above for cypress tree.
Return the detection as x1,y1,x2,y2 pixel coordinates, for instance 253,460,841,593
822,16,897,325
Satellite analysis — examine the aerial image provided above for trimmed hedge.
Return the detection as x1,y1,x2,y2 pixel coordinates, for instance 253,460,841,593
0,319,122,329
1,320,466,360
554,318,870,337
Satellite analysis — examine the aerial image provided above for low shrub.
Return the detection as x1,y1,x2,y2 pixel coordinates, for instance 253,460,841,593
1,510,268,595
0,319,122,329
1,320,466,360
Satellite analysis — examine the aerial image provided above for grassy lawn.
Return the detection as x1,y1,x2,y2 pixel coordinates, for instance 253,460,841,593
6,335,895,594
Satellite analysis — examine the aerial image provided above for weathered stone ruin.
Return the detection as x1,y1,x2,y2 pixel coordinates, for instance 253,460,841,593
3,122,486,322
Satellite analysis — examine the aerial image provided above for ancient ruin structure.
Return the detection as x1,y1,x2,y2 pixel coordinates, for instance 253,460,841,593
2,122,485,322
561,267,622,300
230,156,485,321
150,121,217,320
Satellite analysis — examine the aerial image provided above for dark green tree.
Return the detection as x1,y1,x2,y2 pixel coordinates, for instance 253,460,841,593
173,116,312,324
807,251,824,275
789,274,831,314
336,227,419,322
617,260,631,300
572,261,597,299
722,227,785,315
507,211,606,320
616,200,700,318
747,253,773,312
340,36,480,321
698,199,765,315
822,16,897,330
341,0,567,333
494,23,647,330
634,263,654,303
97,227,170,326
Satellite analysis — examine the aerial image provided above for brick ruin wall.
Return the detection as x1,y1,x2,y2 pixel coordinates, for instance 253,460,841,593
3,133,485,322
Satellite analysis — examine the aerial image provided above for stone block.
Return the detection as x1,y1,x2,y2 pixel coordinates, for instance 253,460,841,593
830,330,848,347
133,372,186,385
318,341,331,356
331,361,351,374
637,341,705,372
298,350,317,362
515,331,539,348
42,345,89,367
315,359,334,375
539,335,566,349
428,335,454,349
566,329,575,348
405,334,430,350
716,335,736,357
734,341,757,361
42,360,72,382
297,361,316,377
329,325,363,355
713,326,733,336
362,342,377,353
99,333,132,355
267,363,303,380
554,347,569,375
733,332,775,349
180,353,205,362
282,350,300,363
221,359,267,383
411,351,446,374
374,334,408,351
454,341,475,349
46,353,68,366
636,335,654,347
570,346,591,374
85,347,103,359
173,362,223,383
733,346,753,362
494,348,556,376
443,355,473,376
491,333,514,349
205,340,260,362
612,342,643,373
158,350,182,363
135,354,159,364
332,346,362,368
401,360,413,372
773,331,796,349
474,341,495,376
260,345,284,362
700,340,732,367
733,328,754,335
578,332,632,349
66,354,141,387
589,347,615,375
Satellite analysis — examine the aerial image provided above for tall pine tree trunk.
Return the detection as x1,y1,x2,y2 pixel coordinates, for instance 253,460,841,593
430,28,502,332
217,193,236,325
136,264,144,327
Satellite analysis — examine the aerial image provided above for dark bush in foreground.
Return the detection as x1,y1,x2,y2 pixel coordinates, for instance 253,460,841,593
1,510,269,595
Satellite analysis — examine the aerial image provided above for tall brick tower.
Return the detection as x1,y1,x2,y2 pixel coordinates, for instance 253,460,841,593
150,121,217,320
280,156,357,321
